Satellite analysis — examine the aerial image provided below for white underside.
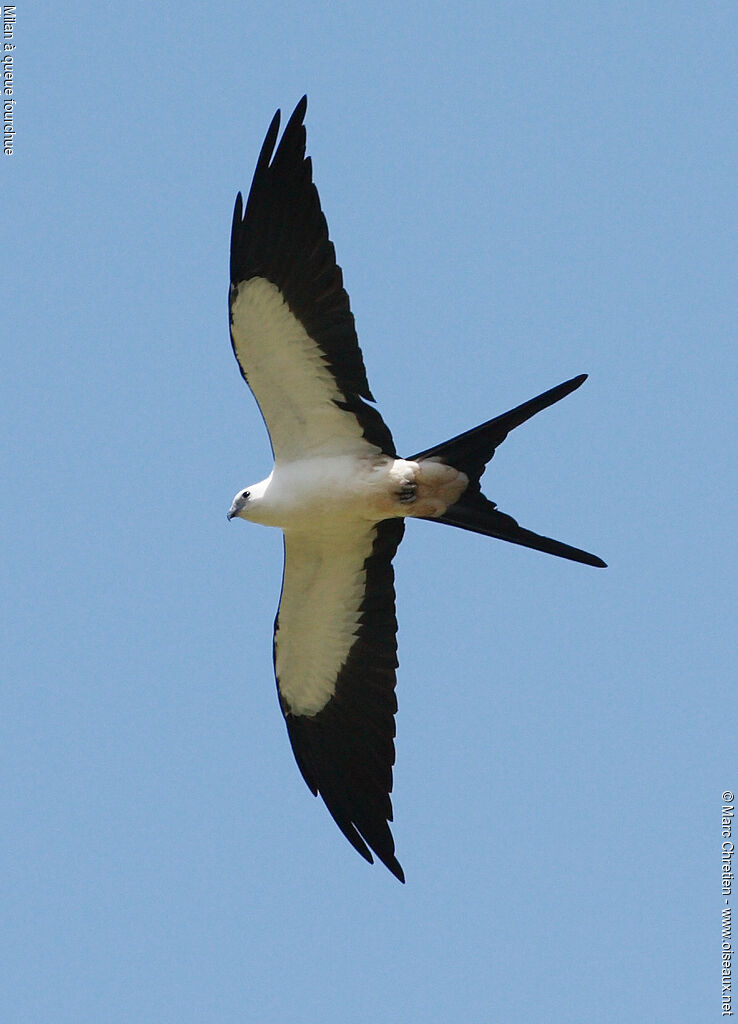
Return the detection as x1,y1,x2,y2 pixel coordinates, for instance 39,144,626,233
240,454,468,529
275,525,374,715
239,455,467,717
230,275,469,718
230,277,378,461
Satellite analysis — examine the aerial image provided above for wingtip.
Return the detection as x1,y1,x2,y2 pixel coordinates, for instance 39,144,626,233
268,106,281,132
286,94,309,131
390,860,406,884
376,849,405,882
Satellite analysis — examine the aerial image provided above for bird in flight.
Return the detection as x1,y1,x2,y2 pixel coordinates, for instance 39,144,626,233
227,96,605,882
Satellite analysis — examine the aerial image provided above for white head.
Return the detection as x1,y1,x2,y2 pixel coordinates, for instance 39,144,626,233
227,487,252,521
227,475,273,523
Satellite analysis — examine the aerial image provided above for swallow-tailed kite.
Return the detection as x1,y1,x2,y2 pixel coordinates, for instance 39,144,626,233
227,96,605,882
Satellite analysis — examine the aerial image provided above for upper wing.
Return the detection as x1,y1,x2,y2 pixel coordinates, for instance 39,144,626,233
230,97,396,462
274,518,405,881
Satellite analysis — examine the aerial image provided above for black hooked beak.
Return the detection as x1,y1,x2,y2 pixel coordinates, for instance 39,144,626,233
227,493,248,521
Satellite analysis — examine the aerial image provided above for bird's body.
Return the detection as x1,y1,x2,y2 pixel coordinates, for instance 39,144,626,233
226,97,605,882
229,454,468,529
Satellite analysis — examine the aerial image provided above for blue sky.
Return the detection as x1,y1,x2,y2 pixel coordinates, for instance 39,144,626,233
3,3,735,1021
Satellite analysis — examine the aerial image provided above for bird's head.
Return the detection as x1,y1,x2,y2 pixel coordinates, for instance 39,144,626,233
227,488,251,521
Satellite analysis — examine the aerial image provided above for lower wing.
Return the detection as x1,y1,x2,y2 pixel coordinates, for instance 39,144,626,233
274,518,406,881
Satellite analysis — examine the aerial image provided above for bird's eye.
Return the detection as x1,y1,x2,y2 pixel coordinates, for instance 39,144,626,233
242,491,250,500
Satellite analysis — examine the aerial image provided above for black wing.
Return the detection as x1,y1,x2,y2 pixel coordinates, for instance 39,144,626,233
229,97,396,460
275,518,406,881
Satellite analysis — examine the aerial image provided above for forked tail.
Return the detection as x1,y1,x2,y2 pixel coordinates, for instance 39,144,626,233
408,374,606,568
